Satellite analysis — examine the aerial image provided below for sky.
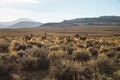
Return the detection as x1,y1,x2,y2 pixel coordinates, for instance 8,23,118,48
0,0,120,23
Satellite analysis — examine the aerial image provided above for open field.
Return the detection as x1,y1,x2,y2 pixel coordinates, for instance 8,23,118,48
0,26,120,37
0,26,120,80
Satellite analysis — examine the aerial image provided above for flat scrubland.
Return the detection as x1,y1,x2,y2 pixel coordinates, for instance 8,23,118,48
0,26,120,80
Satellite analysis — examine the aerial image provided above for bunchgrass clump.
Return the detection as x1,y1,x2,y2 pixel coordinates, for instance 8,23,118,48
72,49,91,62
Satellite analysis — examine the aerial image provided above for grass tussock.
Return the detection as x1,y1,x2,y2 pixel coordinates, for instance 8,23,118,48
0,33,120,80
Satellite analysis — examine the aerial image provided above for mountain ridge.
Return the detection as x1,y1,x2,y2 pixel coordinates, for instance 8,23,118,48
0,16,120,28
0,18,42,28
40,16,120,28
9,21,42,28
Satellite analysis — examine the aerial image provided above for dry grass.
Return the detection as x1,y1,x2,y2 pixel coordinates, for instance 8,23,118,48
0,26,120,80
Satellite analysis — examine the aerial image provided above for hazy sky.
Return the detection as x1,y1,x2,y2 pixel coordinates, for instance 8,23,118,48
0,0,120,22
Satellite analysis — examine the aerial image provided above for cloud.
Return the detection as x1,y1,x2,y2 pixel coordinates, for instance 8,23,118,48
0,0,44,11
0,0,42,5
0,0,61,4
0,0,74,22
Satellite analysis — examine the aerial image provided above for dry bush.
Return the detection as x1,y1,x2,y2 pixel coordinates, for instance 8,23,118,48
0,42,10,53
0,56,18,80
0,53,18,63
26,46,48,57
42,77,55,80
21,47,49,71
49,60,83,80
87,47,98,57
49,45,60,51
0,33,120,80
28,41,45,48
17,50,27,58
76,43,85,48
72,50,91,62
113,46,120,51
48,50,66,64
113,58,120,70
114,70,120,80
106,50,120,58
85,39,94,47
86,60,114,80
99,39,116,46
20,56,39,71
99,45,110,53
8,40,28,55
13,41,27,51
96,57,117,75
93,40,101,49
60,45,74,55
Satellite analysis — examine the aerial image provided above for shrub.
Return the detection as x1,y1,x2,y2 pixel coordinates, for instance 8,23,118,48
106,50,116,58
13,42,26,51
49,60,83,80
85,40,94,47
8,40,27,55
0,54,8,61
21,47,49,71
116,52,120,58
99,45,110,53
42,77,55,80
113,47,120,51
105,50,120,59
61,45,74,55
49,45,60,51
93,40,101,48
76,43,85,48
0,61,17,80
20,56,38,71
48,50,66,64
26,47,48,58
114,70,120,80
28,41,44,48
113,58,120,69
87,47,98,57
17,50,26,58
95,57,116,75
87,60,113,80
9,55,18,62
72,50,91,62
0,42,10,53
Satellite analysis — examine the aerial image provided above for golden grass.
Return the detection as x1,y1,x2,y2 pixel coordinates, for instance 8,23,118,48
0,26,120,80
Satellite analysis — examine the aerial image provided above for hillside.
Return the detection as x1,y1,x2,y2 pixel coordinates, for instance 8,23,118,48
40,16,120,28
0,18,42,28
9,21,42,28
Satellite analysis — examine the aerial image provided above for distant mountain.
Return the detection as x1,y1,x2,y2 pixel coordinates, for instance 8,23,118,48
0,25,5,27
62,16,120,25
0,22,12,28
9,21,42,28
40,16,120,28
11,18,33,24
0,18,42,28
40,23,76,28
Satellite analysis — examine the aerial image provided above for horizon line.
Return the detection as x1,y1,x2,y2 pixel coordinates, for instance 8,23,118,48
0,15,120,23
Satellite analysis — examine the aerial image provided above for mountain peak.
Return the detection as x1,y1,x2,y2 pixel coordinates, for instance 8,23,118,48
0,18,42,28
13,18,34,23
